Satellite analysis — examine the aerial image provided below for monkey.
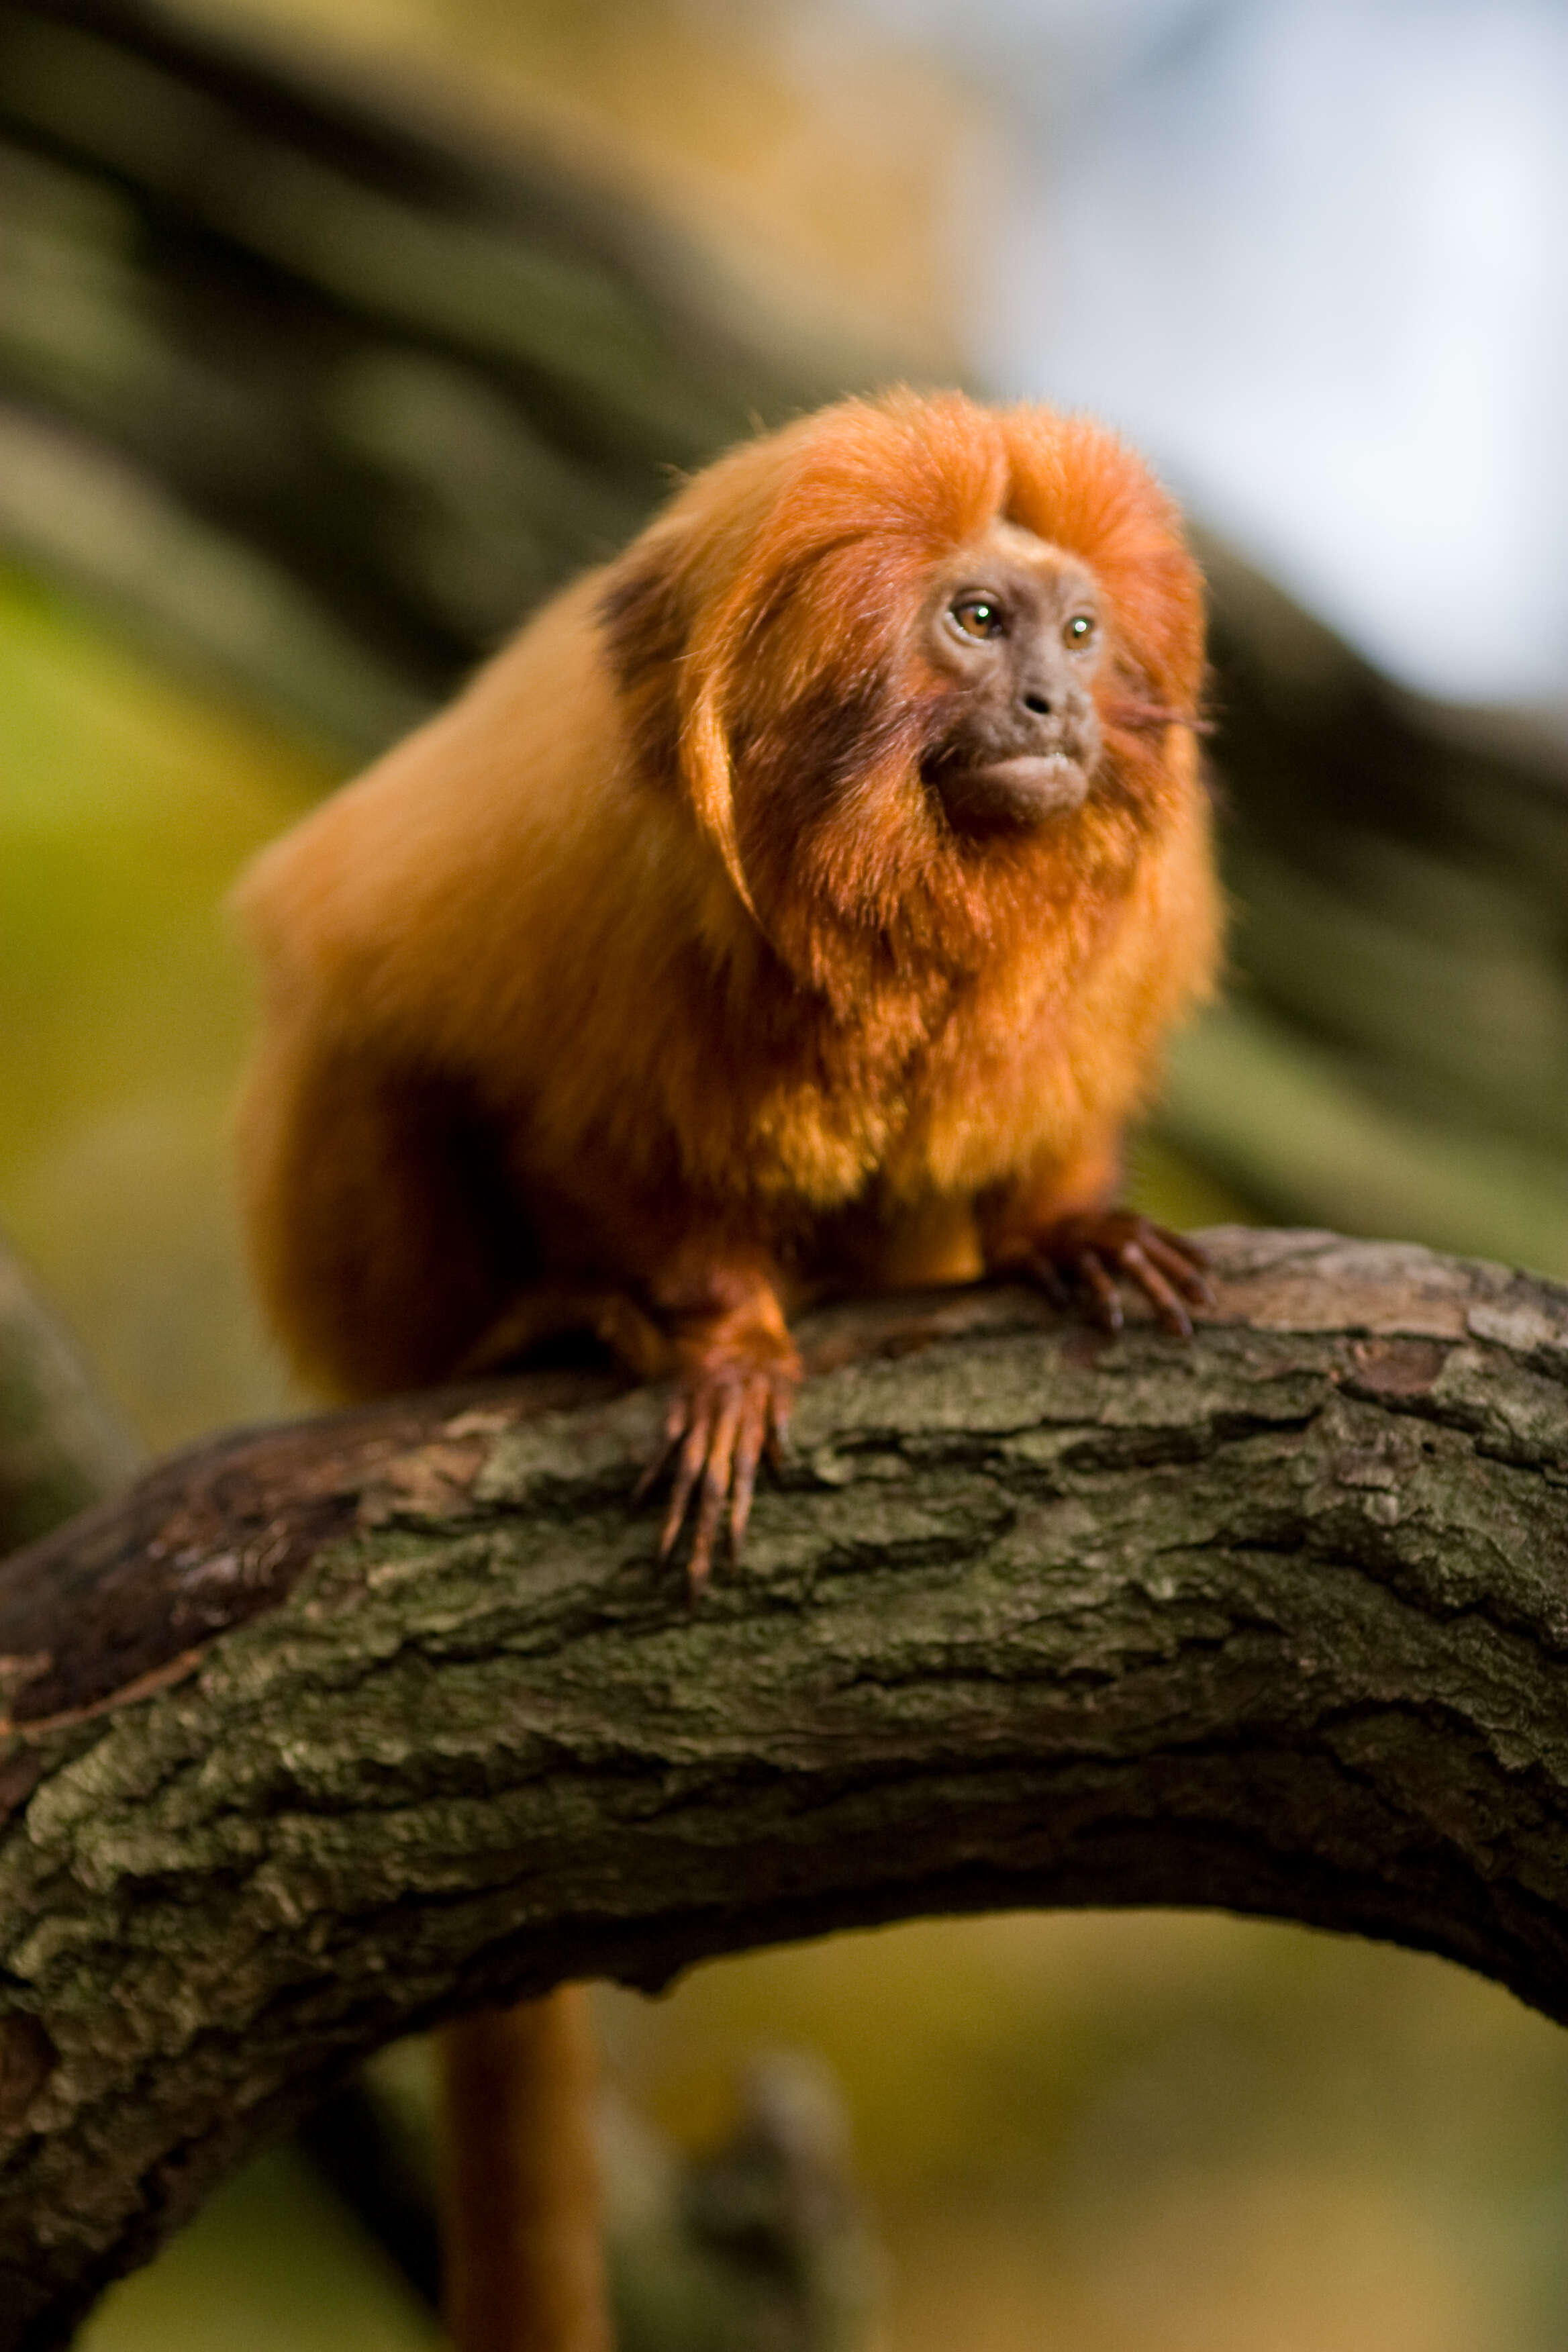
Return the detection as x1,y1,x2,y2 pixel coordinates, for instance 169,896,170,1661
233,388,1220,2352
236,389,1218,1582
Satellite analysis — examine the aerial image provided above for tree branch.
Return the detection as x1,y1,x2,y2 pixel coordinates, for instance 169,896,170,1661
1,1227,1567,2348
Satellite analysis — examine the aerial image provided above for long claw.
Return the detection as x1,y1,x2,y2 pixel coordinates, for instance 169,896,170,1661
729,1387,769,1557
766,1377,794,1469
1030,1257,1069,1307
1076,1250,1124,1332
632,1391,686,1506
685,1494,721,1598
1024,1210,1208,1339
658,1400,712,1561
1141,1227,1214,1302
1120,1240,1192,1338
687,1391,743,1598
638,1357,800,1591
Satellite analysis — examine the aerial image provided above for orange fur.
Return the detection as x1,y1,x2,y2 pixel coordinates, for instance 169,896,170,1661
236,389,1217,1404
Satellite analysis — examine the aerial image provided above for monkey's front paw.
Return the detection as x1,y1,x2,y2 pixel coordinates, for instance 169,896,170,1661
1028,1210,1212,1338
634,1361,799,1598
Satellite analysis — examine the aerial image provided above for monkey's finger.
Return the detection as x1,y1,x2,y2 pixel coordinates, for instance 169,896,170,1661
1155,1226,1212,1272
633,1390,689,1506
1119,1240,1193,1339
688,1391,743,1596
685,1486,722,1600
1075,1251,1124,1333
659,1400,712,1561
729,1384,771,1556
763,1377,797,1473
1026,1254,1070,1308
1141,1227,1214,1302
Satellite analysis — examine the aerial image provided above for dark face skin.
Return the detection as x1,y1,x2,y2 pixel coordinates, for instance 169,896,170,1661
918,521,1106,830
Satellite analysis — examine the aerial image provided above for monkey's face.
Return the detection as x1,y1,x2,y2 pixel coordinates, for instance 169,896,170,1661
916,522,1106,832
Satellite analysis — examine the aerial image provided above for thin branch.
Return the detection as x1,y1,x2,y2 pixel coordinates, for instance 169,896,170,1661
0,1238,142,1558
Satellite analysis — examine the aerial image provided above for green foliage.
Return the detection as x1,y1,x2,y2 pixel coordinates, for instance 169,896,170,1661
0,562,336,1447
79,2145,438,2352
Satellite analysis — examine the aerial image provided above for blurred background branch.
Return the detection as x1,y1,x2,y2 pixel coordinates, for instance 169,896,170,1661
2,0,1564,1293
0,0,854,744
0,1230,141,1553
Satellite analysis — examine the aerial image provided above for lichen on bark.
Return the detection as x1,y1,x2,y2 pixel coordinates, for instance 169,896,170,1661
1,1228,1566,2350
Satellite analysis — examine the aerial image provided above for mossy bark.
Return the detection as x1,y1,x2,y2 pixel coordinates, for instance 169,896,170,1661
1,1226,1567,2347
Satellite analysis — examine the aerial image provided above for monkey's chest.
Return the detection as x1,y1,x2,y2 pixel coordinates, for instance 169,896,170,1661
743,1006,1091,1208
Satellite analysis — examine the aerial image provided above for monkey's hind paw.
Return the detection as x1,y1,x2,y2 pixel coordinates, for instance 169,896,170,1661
1030,1211,1212,1338
634,1364,797,1599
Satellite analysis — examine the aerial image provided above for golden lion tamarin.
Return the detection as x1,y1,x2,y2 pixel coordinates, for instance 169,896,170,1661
234,387,1218,2351
238,389,1217,1574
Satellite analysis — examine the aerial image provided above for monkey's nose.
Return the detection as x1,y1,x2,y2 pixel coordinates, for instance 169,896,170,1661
1022,689,1052,716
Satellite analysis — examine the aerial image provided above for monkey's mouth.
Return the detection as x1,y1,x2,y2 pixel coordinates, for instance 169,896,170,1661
924,748,1093,830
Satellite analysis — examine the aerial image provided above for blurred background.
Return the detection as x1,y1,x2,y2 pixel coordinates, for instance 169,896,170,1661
2,0,1567,2345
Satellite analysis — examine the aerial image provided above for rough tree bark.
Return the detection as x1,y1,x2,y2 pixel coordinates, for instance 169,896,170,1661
1,1224,1567,2348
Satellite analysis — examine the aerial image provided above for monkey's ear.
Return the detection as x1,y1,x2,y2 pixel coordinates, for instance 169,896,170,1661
599,530,760,924
681,668,756,922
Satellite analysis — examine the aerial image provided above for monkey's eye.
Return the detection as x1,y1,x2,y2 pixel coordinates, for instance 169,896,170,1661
1063,612,1097,648
949,595,1006,641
